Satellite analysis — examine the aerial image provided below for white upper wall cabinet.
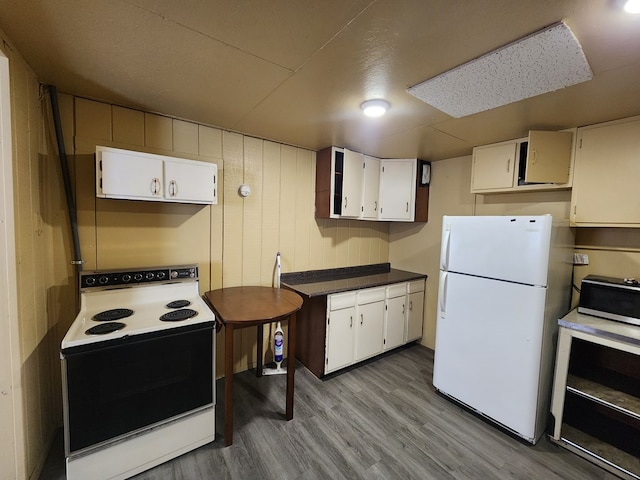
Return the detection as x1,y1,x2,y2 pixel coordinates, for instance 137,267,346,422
96,146,217,205
315,146,428,222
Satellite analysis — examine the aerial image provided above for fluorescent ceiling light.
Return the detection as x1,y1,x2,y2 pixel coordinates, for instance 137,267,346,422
361,99,390,117
407,22,593,118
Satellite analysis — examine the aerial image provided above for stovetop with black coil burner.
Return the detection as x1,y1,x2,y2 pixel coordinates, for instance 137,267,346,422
62,265,216,352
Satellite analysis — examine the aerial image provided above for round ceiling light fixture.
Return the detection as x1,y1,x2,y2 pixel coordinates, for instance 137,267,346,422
360,99,390,118
624,0,640,13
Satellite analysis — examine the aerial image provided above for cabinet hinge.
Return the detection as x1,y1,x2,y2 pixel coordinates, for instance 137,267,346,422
383,339,386,345
363,162,365,169
326,358,328,365
579,138,582,149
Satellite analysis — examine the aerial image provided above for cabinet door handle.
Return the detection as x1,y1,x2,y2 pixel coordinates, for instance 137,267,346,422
344,196,348,209
506,158,511,173
409,301,413,311
350,316,353,328
531,149,537,165
402,304,405,315
361,314,364,325
406,202,409,212
169,180,177,197
374,201,377,211
150,178,160,195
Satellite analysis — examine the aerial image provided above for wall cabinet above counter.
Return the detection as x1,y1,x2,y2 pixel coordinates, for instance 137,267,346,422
315,146,430,223
96,146,218,204
470,130,575,194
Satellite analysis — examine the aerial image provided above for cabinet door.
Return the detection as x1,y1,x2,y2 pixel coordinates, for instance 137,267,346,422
571,117,640,226
341,149,364,218
384,286,406,351
471,142,516,191
361,155,380,220
98,148,163,201
164,160,217,204
379,159,416,221
406,289,424,342
355,300,384,361
524,131,573,184
325,306,355,373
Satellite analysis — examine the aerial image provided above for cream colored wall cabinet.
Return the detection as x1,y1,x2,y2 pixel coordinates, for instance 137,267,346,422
96,146,218,205
406,279,425,342
550,311,640,479
470,130,573,194
362,155,380,220
341,148,365,218
571,116,640,227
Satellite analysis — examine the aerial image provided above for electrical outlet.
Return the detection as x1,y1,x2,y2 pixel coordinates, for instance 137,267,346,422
573,253,589,265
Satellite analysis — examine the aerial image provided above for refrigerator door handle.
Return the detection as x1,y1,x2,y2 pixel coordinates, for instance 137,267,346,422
438,271,448,318
440,225,451,270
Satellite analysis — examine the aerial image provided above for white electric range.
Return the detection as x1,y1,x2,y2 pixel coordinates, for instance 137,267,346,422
61,265,216,480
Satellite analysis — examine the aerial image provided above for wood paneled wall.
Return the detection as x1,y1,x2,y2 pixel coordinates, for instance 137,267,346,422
69,97,390,376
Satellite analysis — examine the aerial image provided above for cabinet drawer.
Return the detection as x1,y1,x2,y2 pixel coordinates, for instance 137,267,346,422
329,291,357,310
386,283,407,298
408,279,425,293
357,287,386,305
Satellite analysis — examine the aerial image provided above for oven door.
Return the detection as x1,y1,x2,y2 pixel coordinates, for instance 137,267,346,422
62,322,214,455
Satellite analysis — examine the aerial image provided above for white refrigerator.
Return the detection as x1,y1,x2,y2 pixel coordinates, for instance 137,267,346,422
433,215,574,444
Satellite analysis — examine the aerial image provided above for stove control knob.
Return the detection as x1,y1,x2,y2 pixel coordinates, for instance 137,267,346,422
146,272,154,280
157,272,166,279
134,273,143,281
122,274,131,282
85,277,96,286
171,271,178,279
99,276,109,285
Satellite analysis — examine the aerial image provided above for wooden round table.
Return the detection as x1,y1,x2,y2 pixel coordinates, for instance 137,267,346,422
203,286,303,446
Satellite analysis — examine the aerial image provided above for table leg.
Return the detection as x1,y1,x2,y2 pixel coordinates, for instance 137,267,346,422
286,312,297,420
256,324,263,378
224,324,234,446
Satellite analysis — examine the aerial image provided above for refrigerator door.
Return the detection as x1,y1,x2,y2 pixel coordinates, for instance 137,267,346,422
440,215,552,286
433,271,547,441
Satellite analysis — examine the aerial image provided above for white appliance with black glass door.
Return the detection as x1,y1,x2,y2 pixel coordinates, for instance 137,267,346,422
433,215,573,443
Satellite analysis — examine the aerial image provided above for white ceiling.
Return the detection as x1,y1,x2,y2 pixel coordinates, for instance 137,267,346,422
1,0,639,160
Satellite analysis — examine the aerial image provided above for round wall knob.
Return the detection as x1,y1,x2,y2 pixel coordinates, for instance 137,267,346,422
238,184,251,198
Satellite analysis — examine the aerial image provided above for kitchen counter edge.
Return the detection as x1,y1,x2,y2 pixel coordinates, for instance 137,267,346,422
559,308,640,348
281,263,427,298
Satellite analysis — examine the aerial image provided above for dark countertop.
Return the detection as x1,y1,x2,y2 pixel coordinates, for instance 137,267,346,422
281,263,427,297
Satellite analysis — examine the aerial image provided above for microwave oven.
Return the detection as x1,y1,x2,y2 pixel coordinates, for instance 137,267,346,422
578,275,640,326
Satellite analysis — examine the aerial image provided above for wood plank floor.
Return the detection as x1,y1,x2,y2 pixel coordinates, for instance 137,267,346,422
40,344,617,479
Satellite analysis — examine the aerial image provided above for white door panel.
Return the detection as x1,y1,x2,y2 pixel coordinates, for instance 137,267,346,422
433,272,547,439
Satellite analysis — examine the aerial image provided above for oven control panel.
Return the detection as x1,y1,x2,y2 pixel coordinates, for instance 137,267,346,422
80,265,198,290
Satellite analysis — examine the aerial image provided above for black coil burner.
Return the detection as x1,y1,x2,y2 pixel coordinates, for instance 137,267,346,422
92,308,134,322
166,299,191,309
160,308,198,322
85,322,126,335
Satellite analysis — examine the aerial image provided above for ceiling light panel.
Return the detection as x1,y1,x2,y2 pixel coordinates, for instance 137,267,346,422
407,22,593,118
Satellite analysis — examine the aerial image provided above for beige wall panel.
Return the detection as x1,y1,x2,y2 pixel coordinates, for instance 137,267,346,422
144,113,172,151
72,145,97,270
260,141,281,286
94,200,210,270
389,155,474,350
357,223,373,266
75,98,111,141
198,125,223,159
222,131,244,288
293,147,313,271
173,119,198,155
347,220,362,267
279,145,297,273
319,219,337,268
241,136,263,286
335,221,350,267
474,190,571,219
112,106,144,147
308,219,324,271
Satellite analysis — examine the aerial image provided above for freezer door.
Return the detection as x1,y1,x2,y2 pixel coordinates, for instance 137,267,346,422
433,271,547,441
440,215,552,286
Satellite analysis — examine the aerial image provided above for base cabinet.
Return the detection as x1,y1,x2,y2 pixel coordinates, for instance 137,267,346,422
296,280,425,378
550,313,640,479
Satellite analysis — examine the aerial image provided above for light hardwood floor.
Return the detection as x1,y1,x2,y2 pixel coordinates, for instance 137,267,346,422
40,345,616,479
